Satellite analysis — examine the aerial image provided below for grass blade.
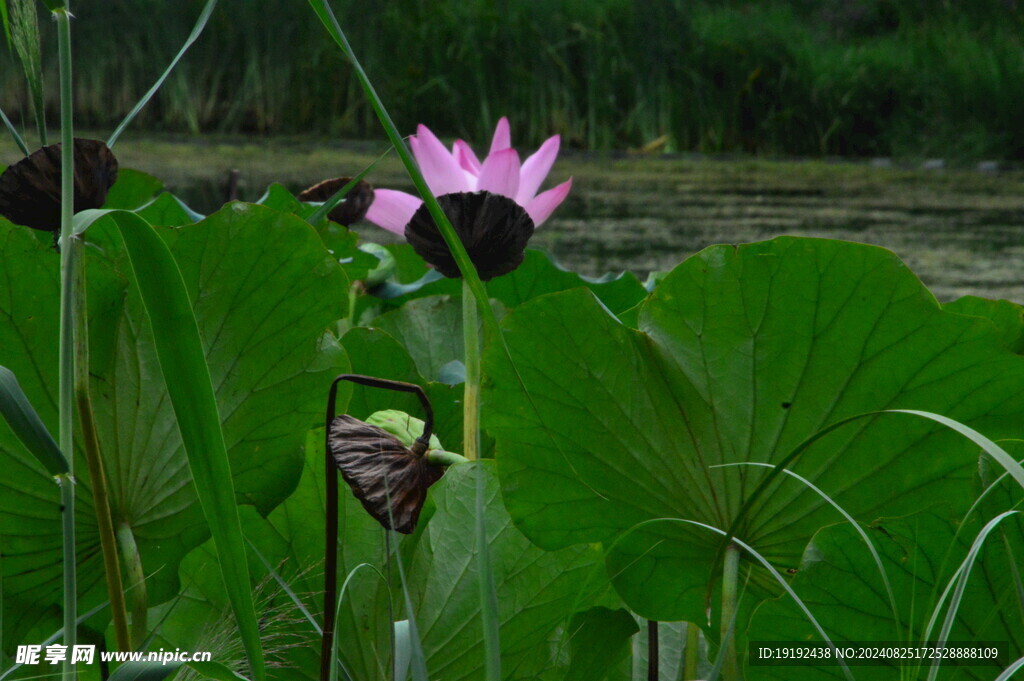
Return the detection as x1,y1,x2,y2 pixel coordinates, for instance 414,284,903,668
389,531,428,680
9,0,45,145
71,208,266,681
713,462,901,640
1,0,9,47
106,0,218,149
610,517,856,681
0,105,30,161
306,0,493,321
330,562,388,681
720,409,1024,592
995,655,1024,681
106,660,247,681
890,410,1024,491
393,620,411,681
475,463,500,679
246,538,321,635
0,601,109,681
924,510,1021,681
0,366,68,475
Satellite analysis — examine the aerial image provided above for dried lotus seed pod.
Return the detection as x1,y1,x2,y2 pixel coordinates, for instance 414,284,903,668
0,138,118,232
328,414,443,534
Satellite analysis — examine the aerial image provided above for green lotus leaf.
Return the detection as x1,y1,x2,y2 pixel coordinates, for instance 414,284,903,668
558,607,638,681
103,168,165,210
370,295,504,385
483,236,1024,629
403,461,614,681
0,202,349,649
946,295,1024,355
341,326,466,455
134,192,203,227
365,410,442,451
366,246,645,316
258,183,377,282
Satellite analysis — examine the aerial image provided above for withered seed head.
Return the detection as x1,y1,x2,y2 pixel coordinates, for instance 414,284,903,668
328,414,443,534
404,190,535,281
0,138,118,232
298,177,375,226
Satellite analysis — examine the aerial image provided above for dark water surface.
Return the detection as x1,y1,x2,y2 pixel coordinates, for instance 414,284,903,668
6,136,1024,301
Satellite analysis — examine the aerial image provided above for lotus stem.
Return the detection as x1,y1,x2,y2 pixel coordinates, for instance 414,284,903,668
320,376,344,681
647,622,663,679
320,372,438,679
57,474,75,679
427,449,468,467
56,7,76,678
462,280,481,461
116,523,148,649
73,247,130,650
647,620,659,681
720,543,742,681
684,623,701,680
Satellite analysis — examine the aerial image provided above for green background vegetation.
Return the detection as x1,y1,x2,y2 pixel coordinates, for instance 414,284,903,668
2,0,1024,159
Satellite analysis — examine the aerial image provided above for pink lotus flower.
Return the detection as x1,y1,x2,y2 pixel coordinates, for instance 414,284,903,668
364,117,572,235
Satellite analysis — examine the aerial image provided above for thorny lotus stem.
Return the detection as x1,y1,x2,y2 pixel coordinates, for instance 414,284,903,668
721,543,742,681
56,8,76,676
648,620,659,681
116,523,148,649
72,247,130,650
320,374,434,681
462,280,481,460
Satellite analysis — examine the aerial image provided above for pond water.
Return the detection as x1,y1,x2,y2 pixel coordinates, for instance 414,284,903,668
6,136,1024,301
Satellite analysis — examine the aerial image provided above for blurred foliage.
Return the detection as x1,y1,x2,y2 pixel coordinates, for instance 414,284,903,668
1,0,1023,159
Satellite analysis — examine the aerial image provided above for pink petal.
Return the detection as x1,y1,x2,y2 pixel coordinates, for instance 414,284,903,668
488,116,511,155
453,139,482,175
516,135,560,204
411,124,470,196
525,178,572,226
364,189,423,235
476,148,521,200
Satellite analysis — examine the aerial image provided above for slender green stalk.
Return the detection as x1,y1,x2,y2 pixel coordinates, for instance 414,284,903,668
116,523,148,648
55,8,76,678
427,450,468,467
58,475,75,670
684,623,701,680
462,280,481,461
720,543,741,681
72,245,130,651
